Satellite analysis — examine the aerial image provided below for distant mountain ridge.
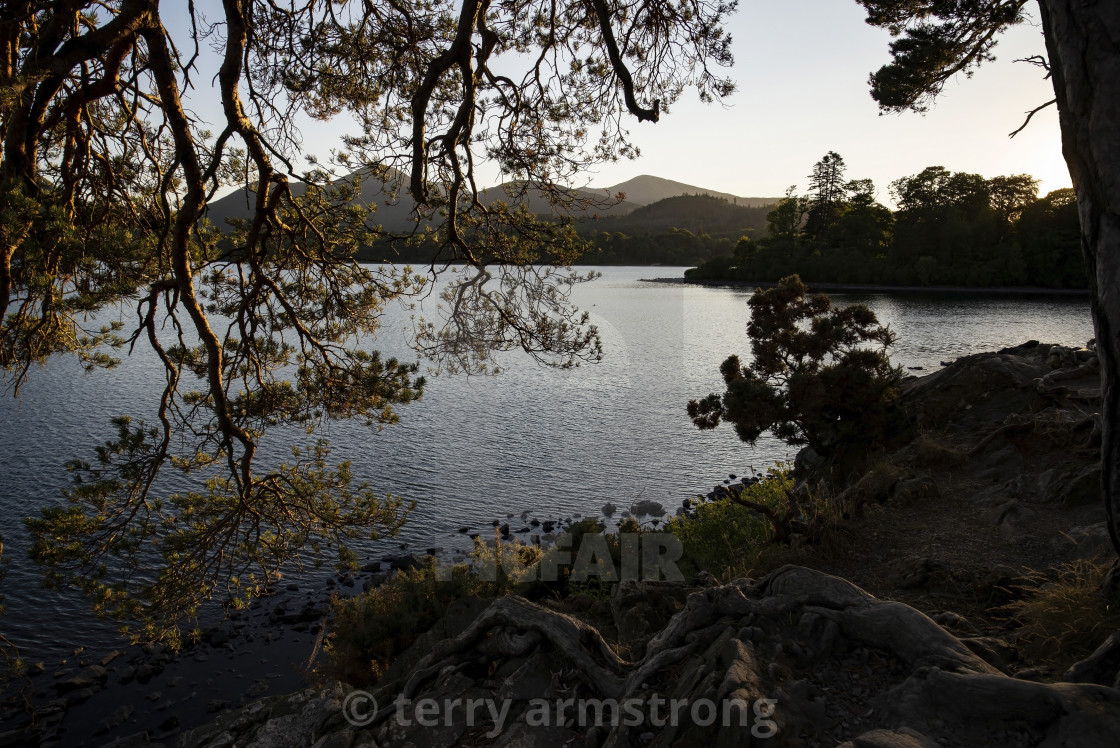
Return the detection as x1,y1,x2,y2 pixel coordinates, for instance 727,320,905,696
595,174,776,208
582,193,772,235
206,171,779,233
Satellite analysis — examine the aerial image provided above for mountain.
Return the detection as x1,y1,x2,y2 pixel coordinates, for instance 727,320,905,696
205,171,777,233
582,193,772,235
599,175,777,208
476,182,641,218
207,171,643,233
205,167,431,235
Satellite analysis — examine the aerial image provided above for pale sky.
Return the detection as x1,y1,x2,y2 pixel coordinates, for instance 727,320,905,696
173,0,1069,203
605,0,1070,201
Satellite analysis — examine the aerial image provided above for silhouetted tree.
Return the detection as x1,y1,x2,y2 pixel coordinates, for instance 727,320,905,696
688,275,903,465
806,152,848,243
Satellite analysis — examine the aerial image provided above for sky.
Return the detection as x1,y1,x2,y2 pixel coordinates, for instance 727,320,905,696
607,0,1070,202
173,0,1069,204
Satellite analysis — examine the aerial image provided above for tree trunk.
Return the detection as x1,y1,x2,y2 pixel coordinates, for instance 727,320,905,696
1037,0,1120,559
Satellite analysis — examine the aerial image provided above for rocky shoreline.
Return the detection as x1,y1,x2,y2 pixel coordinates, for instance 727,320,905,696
5,339,1118,747
1,495,700,746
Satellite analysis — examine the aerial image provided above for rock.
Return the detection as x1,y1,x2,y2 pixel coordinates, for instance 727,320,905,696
53,665,108,694
135,662,163,684
630,499,666,517
836,727,939,748
1061,523,1114,561
600,502,617,517
491,722,580,748
0,729,28,748
1056,465,1102,507
889,557,941,591
360,561,381,573
1064,630,1120,687
205,620,237,646
390,553,426,572
95,704,134,734
98,732,156,748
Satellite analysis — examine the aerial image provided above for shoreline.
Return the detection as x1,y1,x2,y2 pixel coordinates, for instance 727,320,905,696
0,501,686,746
642,276,1091,296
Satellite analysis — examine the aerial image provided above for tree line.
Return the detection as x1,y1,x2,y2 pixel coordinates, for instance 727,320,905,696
687,152,1085,289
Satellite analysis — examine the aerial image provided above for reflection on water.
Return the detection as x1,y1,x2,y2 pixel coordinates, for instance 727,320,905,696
0,267,1093,658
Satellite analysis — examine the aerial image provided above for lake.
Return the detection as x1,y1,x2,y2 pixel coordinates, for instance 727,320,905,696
0,266,1094,661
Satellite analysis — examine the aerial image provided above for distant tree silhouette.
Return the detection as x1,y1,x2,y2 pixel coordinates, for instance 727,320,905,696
806,152,848,243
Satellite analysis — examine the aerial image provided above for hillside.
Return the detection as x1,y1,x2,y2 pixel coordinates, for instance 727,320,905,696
205,167,438,236
476,182,640,218
581,193,772,235
205,171,776,237
600,174,777,207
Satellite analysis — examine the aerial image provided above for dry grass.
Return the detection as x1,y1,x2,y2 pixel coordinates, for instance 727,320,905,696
1003,560,1120,669
908,433,966,469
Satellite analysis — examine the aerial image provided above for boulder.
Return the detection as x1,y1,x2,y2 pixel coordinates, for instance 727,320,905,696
53,665,108,694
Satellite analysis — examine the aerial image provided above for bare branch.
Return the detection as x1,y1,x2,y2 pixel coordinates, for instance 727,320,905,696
1008,98,1057,138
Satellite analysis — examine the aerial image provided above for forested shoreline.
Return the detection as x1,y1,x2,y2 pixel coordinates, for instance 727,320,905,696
686,153,1085,289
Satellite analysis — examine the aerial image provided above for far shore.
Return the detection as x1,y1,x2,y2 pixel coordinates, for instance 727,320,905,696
642,276,1091,296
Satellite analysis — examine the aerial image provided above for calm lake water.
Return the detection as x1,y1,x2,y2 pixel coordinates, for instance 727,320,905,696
0,266,1093,660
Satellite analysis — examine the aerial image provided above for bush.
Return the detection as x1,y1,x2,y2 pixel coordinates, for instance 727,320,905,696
666,465,794,577
326,539,538,686
688,275,905,470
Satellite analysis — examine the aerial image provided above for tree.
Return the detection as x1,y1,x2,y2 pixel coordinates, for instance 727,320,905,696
766,186,809,245
688,275,903,466
805,151,848,243
988,174,1041,225
856,0,1120,561
1017,188,1084,287
1,0,735,638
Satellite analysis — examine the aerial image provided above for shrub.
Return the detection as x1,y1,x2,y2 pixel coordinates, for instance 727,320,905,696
326,539,537,686
688,275,905,470
667,465,794,577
